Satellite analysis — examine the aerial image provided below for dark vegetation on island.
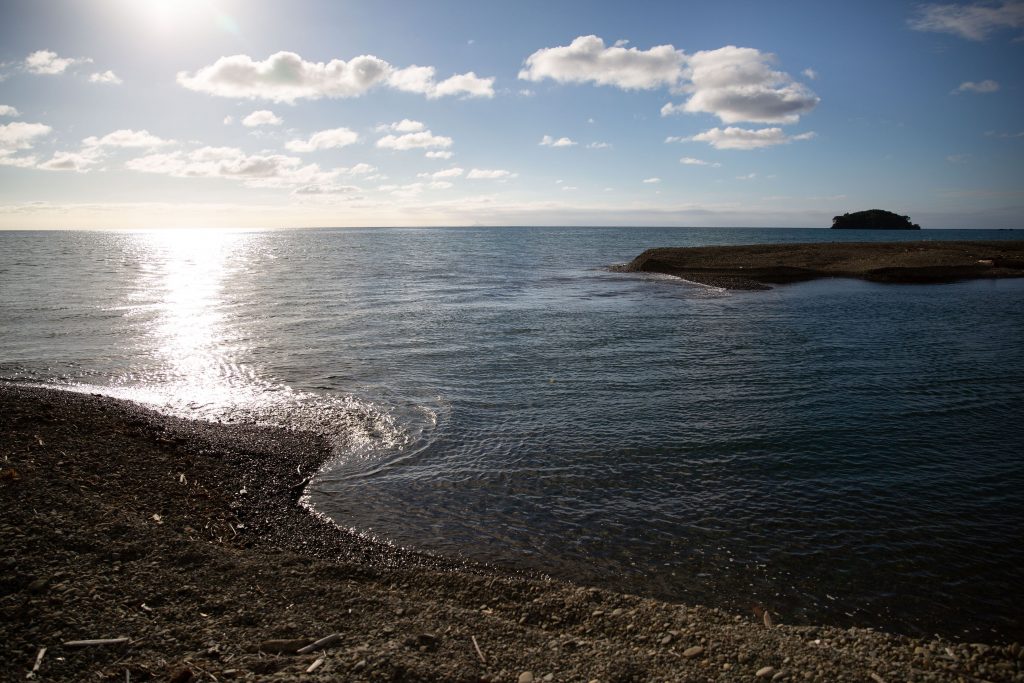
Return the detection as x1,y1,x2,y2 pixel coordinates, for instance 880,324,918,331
831,210,921,230
619,240,1024,290
2,384,1023,681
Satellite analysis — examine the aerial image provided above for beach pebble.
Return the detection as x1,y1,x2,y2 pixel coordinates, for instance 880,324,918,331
660,634,673,645
756,666,775,678
683,645,704,658
518,672,535,683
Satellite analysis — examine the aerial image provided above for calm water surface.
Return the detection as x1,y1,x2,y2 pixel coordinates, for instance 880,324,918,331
2,226,1022,642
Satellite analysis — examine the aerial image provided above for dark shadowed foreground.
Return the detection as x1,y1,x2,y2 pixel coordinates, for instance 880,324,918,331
2,385,1022,682
619,240,1024,290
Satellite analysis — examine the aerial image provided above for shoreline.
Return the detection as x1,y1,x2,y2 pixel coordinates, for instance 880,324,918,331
618,240,1024,290
1,384,1022,681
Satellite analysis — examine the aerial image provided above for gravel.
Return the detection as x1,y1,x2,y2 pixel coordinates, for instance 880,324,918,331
2,384,1022,682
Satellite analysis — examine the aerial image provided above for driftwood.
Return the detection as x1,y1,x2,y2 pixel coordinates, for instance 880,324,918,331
471,635,487,664
64,637,129,647
297,633,342,654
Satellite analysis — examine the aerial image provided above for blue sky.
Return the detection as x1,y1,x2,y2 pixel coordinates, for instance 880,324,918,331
0,0,1021,228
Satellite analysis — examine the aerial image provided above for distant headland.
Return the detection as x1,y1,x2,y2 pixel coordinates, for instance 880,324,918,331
618,240,1024,290
832,209,920,230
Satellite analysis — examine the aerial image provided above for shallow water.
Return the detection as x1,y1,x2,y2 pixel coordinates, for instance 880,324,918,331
2,226,1022,641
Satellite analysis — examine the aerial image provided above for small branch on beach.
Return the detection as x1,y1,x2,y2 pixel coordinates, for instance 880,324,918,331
471,635,487,664
26,646,46,678
297,633,342,654
763,611,773,628
306,657,325,673
63,638,129,647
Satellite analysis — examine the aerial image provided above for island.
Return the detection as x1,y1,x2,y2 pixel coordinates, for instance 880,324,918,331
832,209,920,230
618,240,1024,290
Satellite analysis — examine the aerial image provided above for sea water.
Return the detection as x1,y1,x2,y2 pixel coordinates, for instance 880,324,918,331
1,226,1022,641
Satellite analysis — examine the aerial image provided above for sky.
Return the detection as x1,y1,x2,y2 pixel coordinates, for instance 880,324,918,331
0,0,1022,229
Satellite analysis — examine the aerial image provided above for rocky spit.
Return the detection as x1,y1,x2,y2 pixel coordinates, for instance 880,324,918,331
1,384,1022,682
618,240,1024,290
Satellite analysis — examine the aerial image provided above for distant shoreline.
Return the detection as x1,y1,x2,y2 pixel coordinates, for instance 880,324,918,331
3,384,1022,680
618,240,1024,290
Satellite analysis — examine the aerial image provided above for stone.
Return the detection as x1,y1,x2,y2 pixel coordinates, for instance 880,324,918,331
683,645,705,658
518,672,535,683
756,666,775,678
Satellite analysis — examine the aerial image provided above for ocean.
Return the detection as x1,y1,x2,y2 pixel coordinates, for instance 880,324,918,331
1,226,1022,642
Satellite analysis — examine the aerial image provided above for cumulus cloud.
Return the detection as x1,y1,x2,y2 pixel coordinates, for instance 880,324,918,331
0,150,40,168
425,150,453,159
519,35,685,89
540,135,577,147
37,150,101,173
285,128,359,152
418,167,464,180
89,70,122,85
662,46,819,124
679,156,721,167
341,162,378,176
376,130,453,151
24,49,90,75
242,110,283,127
177,51,494,103
690,126,816,150
126,145,344,189
83,129,173,149
0,121,53,150
466,168,517,179
802,68,819,80
382,119,425,133
522,36,818,126
909,1,1024,40
292,183,363,196
0,105,19,117
953,79,1000,94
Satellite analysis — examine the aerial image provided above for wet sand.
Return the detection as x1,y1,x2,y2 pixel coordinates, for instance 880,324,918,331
619,240,1024,290
1,384,1022,681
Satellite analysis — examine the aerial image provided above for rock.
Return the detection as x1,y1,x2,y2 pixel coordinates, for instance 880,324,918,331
660,634,673,645
518,672,535,683
756,666,776,678
683,645,704,658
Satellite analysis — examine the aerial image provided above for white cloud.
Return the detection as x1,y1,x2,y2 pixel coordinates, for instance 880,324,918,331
292,183,363,196
418,167,465,180
953,79,1000,94
736,173,757,180
0,150,39,168
586,141,611,149
83,129,173,149
341,162,377,176
425,150,453,159
386,119,426,133
642,177,661,184
126,145,343,189
803,68,819,80
665,135,686,143
285,127,359,152
522,37,818,125
662,47,818,124
679,156,721,167
376,130,453,151
177,51,494,103
0,105,19,117
89,70,122,85
540,135,577,147
37,151,101,173
909,1,1024,40
223,116,234,125
519,35,685,89
24,49,90,75
690,126,816,150
242,110,283,127
0,121,52,150
467,168,517,179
